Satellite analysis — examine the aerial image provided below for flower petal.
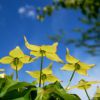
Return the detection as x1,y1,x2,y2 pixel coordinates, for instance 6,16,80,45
43,63,53,75
94,87,100,98
61,63,75,71
78,61,95,70
76,69,88,76
36,74,60,84
30,51,42,57
0,73,6,78
69,80,100,90
67,85,79,90
46,74,60,83
9,46,24,58
10,61,23,70
77,84,91,90
26,71,40,79
0,56,13,64
76,80,93,89
66,48,79,63
20,55,38,63
41,42,58,53
24,36,40,51
46,53,63,63
87,81,100,85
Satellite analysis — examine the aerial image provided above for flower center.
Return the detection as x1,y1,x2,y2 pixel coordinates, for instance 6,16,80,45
75,63,80,70
41,74,47,80
13,58,19,65
40,50,46,54
40,50,46,56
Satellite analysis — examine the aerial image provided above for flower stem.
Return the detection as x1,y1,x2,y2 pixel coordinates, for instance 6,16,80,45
84,87,90,100
66,68,76,89
43,80,45,87
15,65,18,80
39,52,44,87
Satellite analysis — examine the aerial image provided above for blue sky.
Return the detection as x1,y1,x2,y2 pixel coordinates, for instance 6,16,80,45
0,0,100,100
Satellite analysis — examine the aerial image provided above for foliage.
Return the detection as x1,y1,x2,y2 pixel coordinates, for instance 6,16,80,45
0,74,37,100
35,81,81,100
35,0,100,55
0,75,81,100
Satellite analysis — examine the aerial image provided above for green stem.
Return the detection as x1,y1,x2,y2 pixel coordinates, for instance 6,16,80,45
39,52,44,87
43,80,45,87
66,68,76,89
84,88,91,100
15,65,18,80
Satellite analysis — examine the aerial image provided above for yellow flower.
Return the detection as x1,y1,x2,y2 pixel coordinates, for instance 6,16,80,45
0,46,38,70
26,63,60,84
61,48,95,76
24,36,63,63
68,79,100,100
68,79,100,90
0,68,5,78
0,73,6,78
94,86,100,98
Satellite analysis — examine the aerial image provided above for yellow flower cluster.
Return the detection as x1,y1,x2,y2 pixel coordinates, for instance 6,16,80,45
0,36,99,88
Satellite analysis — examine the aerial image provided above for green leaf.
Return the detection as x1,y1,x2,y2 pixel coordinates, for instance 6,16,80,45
0,75,17,97
1,87,37,100
0,74,37,100
35,81,81,100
